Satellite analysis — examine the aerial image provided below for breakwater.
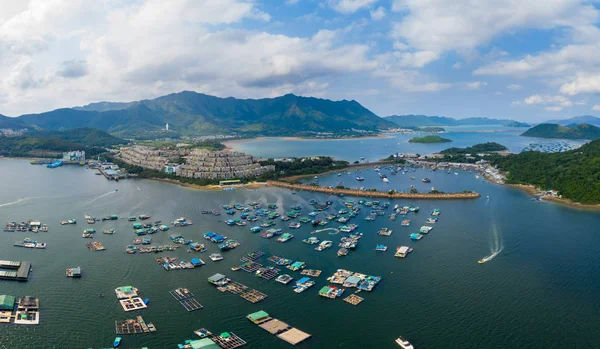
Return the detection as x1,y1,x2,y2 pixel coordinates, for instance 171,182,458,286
267,181,481,199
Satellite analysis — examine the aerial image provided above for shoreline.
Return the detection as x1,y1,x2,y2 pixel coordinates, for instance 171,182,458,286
506,184,600,211
148,177,267,191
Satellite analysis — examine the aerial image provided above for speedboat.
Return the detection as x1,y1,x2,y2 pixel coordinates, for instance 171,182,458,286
478,259,485,264
114,337,122,347
395,336,414,349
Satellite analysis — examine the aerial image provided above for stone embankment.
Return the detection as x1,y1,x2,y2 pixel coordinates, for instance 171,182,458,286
267,181,480,199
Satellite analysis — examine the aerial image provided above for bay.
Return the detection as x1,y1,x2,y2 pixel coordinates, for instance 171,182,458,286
225,127,587,161
0,158,599,349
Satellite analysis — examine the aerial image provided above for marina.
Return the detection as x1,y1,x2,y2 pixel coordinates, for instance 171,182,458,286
2,157,600,348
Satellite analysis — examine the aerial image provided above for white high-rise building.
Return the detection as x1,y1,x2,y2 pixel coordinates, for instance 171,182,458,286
166,123,169,131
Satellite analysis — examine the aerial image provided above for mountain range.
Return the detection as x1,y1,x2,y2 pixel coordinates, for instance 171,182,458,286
521,123,600,140
544,115,600,127
384,114,529,127
5,92,396,138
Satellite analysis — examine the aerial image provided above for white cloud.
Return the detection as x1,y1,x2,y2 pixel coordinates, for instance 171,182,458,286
559,74,600,95
465,81,487,90
452,62,462,69
0,0,382,115
391,0,599,66
286,0,300,4
507,84,522,90
396,50,439,68
372,69,451,92
327,0,378,14
370,6,385,20
592,104,600,111
515,94,572,111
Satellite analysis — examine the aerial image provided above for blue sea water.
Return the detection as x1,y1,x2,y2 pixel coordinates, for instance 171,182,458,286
226,126,587,161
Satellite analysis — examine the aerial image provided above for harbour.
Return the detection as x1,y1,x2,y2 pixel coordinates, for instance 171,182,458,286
1,158,600,348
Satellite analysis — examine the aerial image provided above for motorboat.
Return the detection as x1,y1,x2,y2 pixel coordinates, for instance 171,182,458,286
395,336,414,349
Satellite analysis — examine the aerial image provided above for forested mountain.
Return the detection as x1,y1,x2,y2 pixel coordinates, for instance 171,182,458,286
11,92,395,138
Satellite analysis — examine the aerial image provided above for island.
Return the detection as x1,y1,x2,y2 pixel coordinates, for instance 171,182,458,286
440,142,507,155
521,123,600,140
408,135,452,143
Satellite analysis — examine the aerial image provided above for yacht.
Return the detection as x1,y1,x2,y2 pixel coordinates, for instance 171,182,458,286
395,336,414,349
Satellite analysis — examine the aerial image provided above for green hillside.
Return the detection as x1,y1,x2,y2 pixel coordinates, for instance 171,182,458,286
492,139,600,204
15,92,395,138
521,123,600,140
29,128,125,147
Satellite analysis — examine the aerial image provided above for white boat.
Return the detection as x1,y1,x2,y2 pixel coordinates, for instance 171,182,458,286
395,336,414,349
383,178,389,183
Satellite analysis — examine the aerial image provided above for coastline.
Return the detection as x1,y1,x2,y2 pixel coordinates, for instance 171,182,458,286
223,134,392,149
506,184,600,211
149,177,267,191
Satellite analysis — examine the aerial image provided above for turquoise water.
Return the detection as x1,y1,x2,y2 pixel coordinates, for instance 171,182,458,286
226,127,587,161
1,159,600,349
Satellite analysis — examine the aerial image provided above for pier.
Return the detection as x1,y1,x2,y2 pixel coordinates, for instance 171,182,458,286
267,181,481,199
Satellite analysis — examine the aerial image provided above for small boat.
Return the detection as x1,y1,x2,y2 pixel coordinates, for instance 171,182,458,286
144,298,149,304
114,337,122,347
478,259,485,264
395,336,414,349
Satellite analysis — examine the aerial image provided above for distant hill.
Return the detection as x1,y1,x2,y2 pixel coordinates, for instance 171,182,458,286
545,115,600,127
505,121,531,128
385,114,526,127
521,123,600,140
0,114,35,130
28,128,125,147
13,92,396,138
73,101,137,112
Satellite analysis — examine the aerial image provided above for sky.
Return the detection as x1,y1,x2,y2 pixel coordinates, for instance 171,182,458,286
1,0,600,122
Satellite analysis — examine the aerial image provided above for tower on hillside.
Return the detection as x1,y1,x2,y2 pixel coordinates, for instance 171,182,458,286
166,123,169,131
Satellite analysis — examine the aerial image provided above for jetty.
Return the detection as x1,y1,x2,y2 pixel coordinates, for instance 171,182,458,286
267,181,480,199
247,310,311,346
0,260,31,281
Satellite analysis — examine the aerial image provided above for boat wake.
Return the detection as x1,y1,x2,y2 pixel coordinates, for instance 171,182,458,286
82,190,117,207
479,199,503,264
0,197,30,208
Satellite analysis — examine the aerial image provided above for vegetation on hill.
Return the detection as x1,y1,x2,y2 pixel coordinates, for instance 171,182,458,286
136,139,225,151
29,128,125,147
257,156,349,180
521,123,600,140
441,142,507,154
491,139,600,204
15,91,396,138
408,135,452,143
0,136,107,158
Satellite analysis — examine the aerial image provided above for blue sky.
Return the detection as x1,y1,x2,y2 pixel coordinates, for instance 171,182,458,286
1,0,600,122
